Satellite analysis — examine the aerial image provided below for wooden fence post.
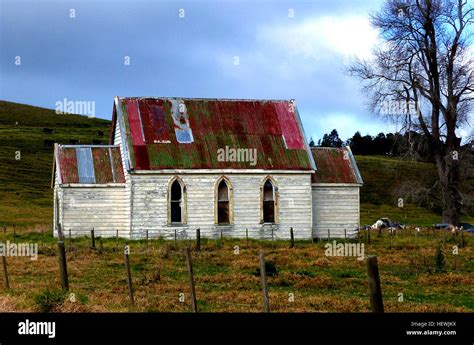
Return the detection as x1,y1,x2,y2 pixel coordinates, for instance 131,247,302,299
57,241,69,291
196,229,201,252
259,251,270,313
327,229,330,241
116,229,119,239
174,229,178,248
58,224,64,241
290,227,294,248
366,256,384,313
185,247,198,312
1,255,10,290
246,228,249,246
90,229,95,249
344,229,347,240
124,246,135,306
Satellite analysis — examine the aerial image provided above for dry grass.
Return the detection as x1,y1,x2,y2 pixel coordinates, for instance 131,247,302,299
0,228,472,313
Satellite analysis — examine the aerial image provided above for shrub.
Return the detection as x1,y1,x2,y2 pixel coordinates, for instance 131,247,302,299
34,288,67,312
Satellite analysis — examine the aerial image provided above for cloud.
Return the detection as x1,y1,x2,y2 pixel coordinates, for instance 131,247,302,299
256,15,379,62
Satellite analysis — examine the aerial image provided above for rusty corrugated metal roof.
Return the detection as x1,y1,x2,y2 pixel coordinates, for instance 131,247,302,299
311,147,363,184
56,145,125,184
113,97,313,170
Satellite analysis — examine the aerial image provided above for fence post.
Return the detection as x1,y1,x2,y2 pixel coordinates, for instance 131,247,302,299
1,255,10,290
185,247,198,312
58,224,64,241
246,228,249,246
90,228,95,249
174,229,178,248
327,229,330,241
290,227,294,248
259,251,270,313
344,229,347,240
124,246,135,306
219,229,223,249
57,241,69,291
366,255,384,313
196,229,201,252
13,228,16,244
146,230,149,244
116,229,119,239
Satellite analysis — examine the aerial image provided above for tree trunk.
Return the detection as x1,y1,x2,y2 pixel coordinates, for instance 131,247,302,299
435,153,462,226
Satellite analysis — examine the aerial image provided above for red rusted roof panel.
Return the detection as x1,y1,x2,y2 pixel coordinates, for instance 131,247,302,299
58,148,79,184
111,148,125,183
311,147,359,184
117,98,312,170
91,148,113,184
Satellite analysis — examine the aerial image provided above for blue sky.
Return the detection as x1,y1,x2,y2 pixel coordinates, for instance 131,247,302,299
1,0,404,142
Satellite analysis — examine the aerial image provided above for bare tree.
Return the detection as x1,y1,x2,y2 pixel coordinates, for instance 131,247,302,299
349,0,473,225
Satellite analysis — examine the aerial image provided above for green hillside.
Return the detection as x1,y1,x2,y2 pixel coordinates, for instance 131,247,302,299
0,100,471,229
0,101,111,227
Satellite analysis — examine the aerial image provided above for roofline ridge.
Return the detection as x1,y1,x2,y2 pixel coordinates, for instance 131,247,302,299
115,96,295,103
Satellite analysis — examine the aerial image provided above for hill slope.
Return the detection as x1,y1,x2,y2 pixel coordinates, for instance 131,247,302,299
0,101,111,227
0,100,471,229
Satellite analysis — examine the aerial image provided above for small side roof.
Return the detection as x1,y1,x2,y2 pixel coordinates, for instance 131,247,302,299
54,144,125,184
310,146,363,184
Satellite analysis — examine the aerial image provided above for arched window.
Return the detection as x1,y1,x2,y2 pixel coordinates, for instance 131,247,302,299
217,180,230,224
261,177,278,224
168,177,186,224
263,180,275,223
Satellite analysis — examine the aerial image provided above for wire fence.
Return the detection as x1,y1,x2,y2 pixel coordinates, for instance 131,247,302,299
0,226,472,312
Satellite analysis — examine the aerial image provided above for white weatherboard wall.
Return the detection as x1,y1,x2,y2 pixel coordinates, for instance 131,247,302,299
130,173,313,240
312,184,360,238
60,185,129,237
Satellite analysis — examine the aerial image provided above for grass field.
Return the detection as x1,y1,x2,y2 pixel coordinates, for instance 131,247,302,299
0,228,472,312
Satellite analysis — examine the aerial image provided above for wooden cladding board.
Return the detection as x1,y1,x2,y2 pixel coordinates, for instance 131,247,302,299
61,186,129,237
312,186,360,238
130,173,313,240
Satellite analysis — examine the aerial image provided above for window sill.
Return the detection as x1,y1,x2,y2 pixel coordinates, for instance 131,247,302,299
167,223,187,227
